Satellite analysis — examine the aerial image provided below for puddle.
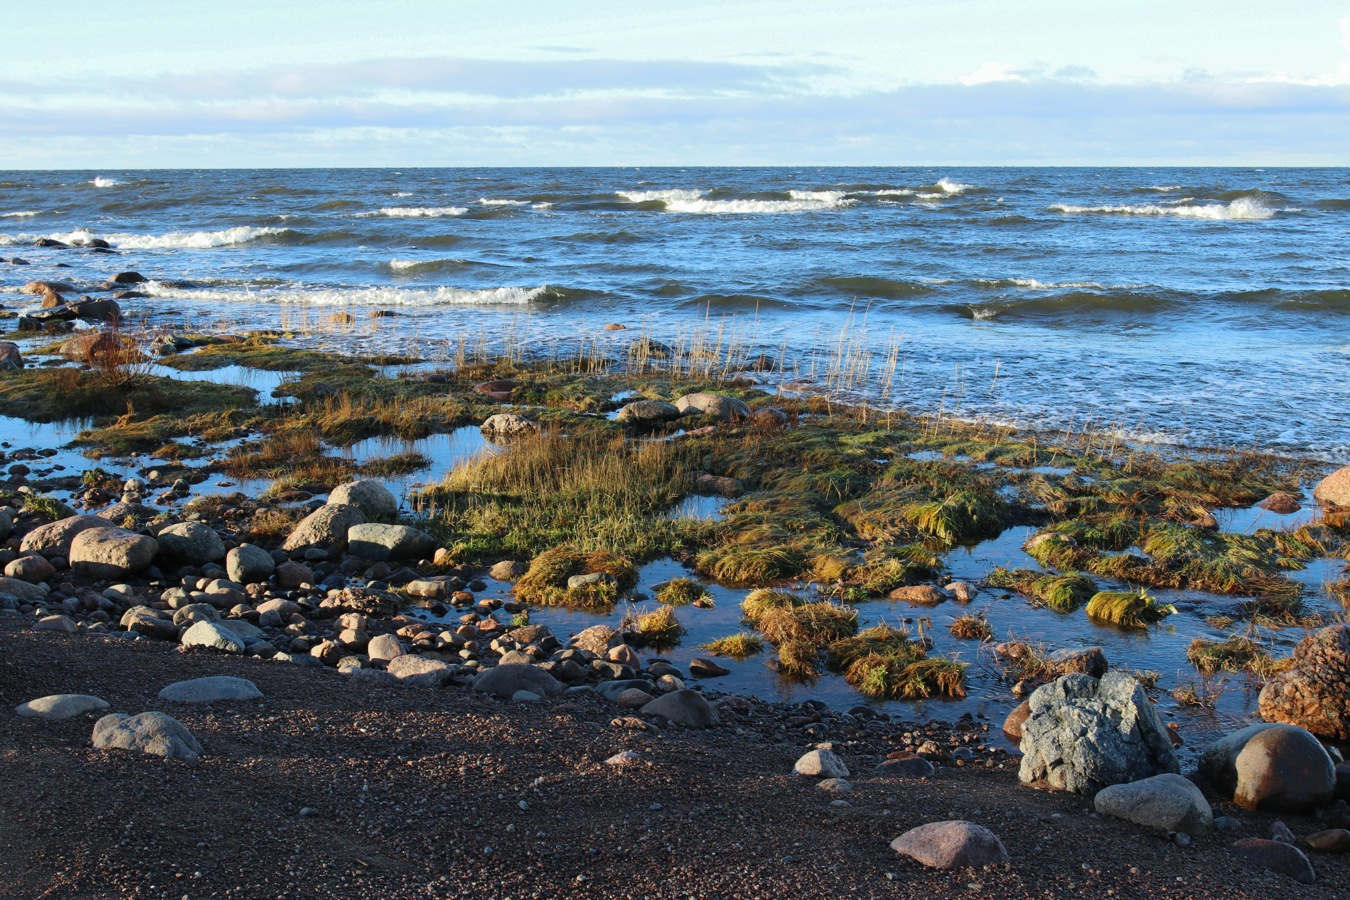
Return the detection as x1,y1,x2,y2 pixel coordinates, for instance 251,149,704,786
148,362,293,397
338,425,497,499
1215,492,1318,534
664,494,730,522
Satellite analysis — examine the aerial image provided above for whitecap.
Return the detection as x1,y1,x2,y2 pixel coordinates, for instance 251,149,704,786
141,281,552,307
617,189,707,203
935,177,971,194
90,177,120,188
357,206,469,218
391,191,414,198
478,198,529,207
1,225,283,249
0,211,40,218
1049,197,1276,220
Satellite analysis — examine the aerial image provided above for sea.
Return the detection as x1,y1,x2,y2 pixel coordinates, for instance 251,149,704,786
3,167,1348,460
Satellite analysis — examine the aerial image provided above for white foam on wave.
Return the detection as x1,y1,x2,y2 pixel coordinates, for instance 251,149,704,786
1147,185,1182,192
478,198,529,207
90,177,120,188
358,206,470,218
1,211,40,218
788,190,849,202
532,202,553,209
0,225,283,249
388,258,474,273
391,191,414,198
620,188,854,214
935,177,971,194
618,189,707,203
1050,197,1277,220
142,281,551,307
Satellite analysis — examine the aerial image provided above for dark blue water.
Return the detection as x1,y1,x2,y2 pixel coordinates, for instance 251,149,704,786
3,167,1348,457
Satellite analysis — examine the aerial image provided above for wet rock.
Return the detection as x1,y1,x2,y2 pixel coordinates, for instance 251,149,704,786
1313,466,1350,509
156,522,225,565
0,341,22,370
1048,646,1109,678
1199,723,1335,813
15,694,109,720
158,676,262,703
673,392,750,421
615,400,682,424
794,749,849,778
282,504,366,553
1229,838,1316,884
480,413,536,438
626,337,671,359
1094,773,1213,834
69,527,158,579
92,711,202,762
181,621,247,654
1258,492,1302,514
947,581,975,603
1003,699,1031,742
346,523,436,561
110,271,146,285
473,379,516,401
641,689,719,728
689,657,730,678
1018,672,1179,794
20,515,112,557
887,585,947,605
890,821,1010,869
328,479,398,522
21,280,76,294
1258,624,1350,741
474,664,563,699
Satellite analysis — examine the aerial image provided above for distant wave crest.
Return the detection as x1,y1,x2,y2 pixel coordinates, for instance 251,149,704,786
357,206,469,218
0,225,284,249
143,282,561,307
1049,197,1278,220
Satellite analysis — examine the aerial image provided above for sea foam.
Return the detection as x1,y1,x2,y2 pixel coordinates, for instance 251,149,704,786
618,188,853,213
143,282,553,307
89,177,120,188
1049,197,1277,220
358,206,470,218
0,225,283,249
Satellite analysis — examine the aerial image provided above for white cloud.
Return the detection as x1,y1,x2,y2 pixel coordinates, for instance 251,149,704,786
960,62,1031,86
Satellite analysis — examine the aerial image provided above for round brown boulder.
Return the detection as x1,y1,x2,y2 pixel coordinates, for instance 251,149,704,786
1003,699,1031,743
69,527,158,579
1258,624,1350,741
1199,723,1335,813
890,821,1009,869
1314,466,1350,509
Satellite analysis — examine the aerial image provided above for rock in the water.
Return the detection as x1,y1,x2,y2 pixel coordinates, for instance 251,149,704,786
158,676,262,703
1313,466,1350,509
180,621,247,654
0,341,23,370
1018,672,1179,794
92,711,202,761
569,624,621,656
156,522,225,564
689,657,730,678
1093,773,1213,834
673,392,750,421
15,694,109,720
346,523,436,561
224,542,274,585
1199,723,1335,813
1258,492,1302,514
1047,646,1109,678
640,689,719,728
887,585,947,605
890,821,1010,869
480,413,536,438
474,664,564,699
794,749,849,778
1004,700,1031,742
1230,838,1317,883
20,514,112,557
69,527,158,579
1258,624,1350,741
329,479,399,522
615,400,682,425
281,504,366,552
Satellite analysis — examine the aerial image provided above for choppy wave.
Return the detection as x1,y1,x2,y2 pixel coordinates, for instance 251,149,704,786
617,189,706,203
1049,197,1278,220
357,206,469,218
813,276,935,299
388,257,504,275
0,225,285,249
90,177,120,188
1316,198,1350,210
1,211,39,218
681,292,794,311
934,177,972,194
478,198,529,207
143,281,563,307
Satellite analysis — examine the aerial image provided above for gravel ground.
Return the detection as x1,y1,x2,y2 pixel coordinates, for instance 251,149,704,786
1,618,1346,899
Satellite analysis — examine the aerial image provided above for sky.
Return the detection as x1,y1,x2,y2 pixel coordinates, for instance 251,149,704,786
2,0,1349,167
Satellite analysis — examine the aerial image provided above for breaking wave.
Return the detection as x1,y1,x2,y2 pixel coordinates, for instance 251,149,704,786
357,206,470,218
142,282,566,307
1049,197,1279,220
0,226,285,249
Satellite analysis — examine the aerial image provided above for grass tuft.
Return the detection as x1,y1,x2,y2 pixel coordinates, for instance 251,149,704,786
702,632,764,659
1085,590,1177,628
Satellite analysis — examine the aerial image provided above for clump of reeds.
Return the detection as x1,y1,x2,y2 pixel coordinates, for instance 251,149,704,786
949,611,993,641
702,632,764,659
1085,590,1177,628
514,546,637,611
656,577,710,606
757,602,859,646
628,605,685,648
740,588,805,622
901,491,1005,546
844,653,967,700
776,640,821,679
1186,635,1283,676
826,624,922,672
695,545,803,586
1032,573,1097,613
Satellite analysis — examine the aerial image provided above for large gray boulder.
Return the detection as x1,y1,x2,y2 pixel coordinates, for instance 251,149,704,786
346,523,436,561
281,504,365,553
180,621,247,654
20,515,112,557
158,676,262,703
569,624,621,656
640,688,719,728
1018,672,1179,794
890,821,1010,869
474,664,563,699
1093,773,1213,834
386,655,456,688
329,480,399,522
69,527,158,579
673,392,750,421
15,694,109,720
480,413,536,438
1313,466,1350,509
1258,624,1350,741
225,543,275,585
155,522,225,565
1198,723,1335,813
615,400,682,425
92,711,202,761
